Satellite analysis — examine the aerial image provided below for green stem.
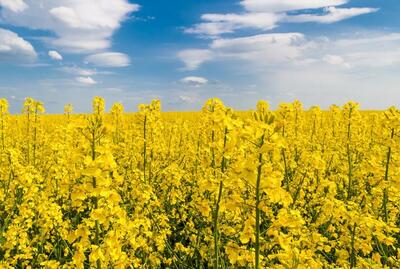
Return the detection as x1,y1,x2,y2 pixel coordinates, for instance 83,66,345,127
27,110,30,165
211,129,215,169
346,109,353,200
350,224,357,268
282,149,289,191
221,127,228,173
212,127,228,269
213,180,223,269
91,127,96,160
90,116,101,269
1,112,4,151
33,107,38,166
346,143,352,200
211,126,218,269
383,128,394,222
255,133,265,269
143,115,147,182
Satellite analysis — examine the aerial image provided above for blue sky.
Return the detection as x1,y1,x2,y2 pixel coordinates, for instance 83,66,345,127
0,0,399,113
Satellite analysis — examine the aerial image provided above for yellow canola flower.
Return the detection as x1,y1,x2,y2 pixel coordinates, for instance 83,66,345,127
0,97,399,268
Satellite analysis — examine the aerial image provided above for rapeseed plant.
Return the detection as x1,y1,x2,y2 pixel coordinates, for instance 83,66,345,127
0,97,399,268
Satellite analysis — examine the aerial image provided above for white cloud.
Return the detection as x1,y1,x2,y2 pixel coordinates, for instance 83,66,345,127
320,33,400,69
211,33,305,57
179,33,307,69
48,50,63,61
179,95,198,104
0,0,139,52
258,63,400,109
85,52,130,67
186,0,377,38
219,33,309,63
76,76,97,85
285,7,379,24
181,76,208,86
49,4,134,30
185,22,237,37
185,12,280,37
344,50,400,68
328,33,400,68
180,30,400,73
178,49,213,70
176,31,400,110
335,33,400,46
182,0,381,74
240,0,348,12
0,28,37,61
0,0,28,13
323,54,350,68
61,66,97,76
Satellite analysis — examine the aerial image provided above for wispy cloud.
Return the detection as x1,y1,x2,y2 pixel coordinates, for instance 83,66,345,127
240,0,348,12
61,66,97,76
177,49,213,70
48,50,63,61
179,33,307,69
185,12,280,37
185,0,377,39
179,30,400,85
180,76,208,86
323,54,350,68
85,52,130,67
285,7,379,24
76,76,97,85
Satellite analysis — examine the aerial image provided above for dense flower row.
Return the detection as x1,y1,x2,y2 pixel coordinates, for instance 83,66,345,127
0,97,399,268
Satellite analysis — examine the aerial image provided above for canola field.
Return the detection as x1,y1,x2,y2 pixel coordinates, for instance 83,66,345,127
0,97,399,268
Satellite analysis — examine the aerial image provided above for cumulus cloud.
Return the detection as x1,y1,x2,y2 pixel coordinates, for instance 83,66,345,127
0,28,37,61
48,50,63,61
85,52,130,67
177,49,213,70
285,7,379,24
0,0,139,52
180,76,208,86
76,76,97,85
0,0,28,13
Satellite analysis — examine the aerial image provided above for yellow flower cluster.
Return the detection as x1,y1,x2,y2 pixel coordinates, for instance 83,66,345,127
0,97,399,268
